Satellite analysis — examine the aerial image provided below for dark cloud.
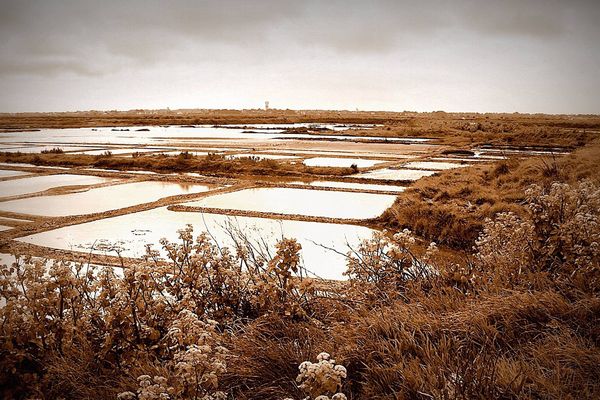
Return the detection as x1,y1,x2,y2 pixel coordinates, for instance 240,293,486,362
0,59,107,77
0,0,598,113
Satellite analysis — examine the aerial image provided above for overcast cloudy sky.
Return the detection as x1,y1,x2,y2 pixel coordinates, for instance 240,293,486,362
0,0,598,113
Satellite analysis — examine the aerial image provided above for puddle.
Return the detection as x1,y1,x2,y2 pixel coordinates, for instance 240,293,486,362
0,169,30,178
0,174,115,198
0,181,213,217
356,168,437,181
183,187,396,219
0,225,11,231
17,207,377,280
403,161,469,170
292,180,406,193
303,157,387,168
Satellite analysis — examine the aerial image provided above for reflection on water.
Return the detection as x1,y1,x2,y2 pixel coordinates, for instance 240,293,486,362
356,168,437,181
0,181,213,216
17,207,376,280
0,124,377,147
183,187,396,219
303,157,386,168
0,174,115,198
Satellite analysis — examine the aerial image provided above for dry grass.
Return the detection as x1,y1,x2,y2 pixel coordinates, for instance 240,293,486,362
382,144,600,249
1,113,600,399
0,151,354,178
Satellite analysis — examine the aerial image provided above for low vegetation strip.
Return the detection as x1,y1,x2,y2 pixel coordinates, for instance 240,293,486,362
0,152,357,178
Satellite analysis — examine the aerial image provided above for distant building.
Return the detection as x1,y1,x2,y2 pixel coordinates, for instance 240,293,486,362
265,101,269,111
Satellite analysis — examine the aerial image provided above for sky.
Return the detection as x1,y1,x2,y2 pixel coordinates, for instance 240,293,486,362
0,0,599,114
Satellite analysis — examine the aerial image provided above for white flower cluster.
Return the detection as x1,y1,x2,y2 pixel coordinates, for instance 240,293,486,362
475,211,534,269
423,241,438,263
174,343,228,390
393,228,416,246
295,352,347,399
117,375,172,400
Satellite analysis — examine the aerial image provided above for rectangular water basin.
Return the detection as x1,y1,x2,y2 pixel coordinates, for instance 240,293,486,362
0,146,100,153
0,162,70,170
403,161,470,170
153,151,210,157
356,168,437,181
293,181,406,193
226,154,299,160
183,187,396,219
16,207,377,280
0,169,30,178
303,157,387,168
0,174,115,198
0,181,214,217
74,148,165,155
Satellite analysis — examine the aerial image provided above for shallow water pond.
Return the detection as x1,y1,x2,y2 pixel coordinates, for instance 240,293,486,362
431,157,490,163
292,180,406,193
75,148,167,155
0,181,214,216
0,162,70,170
303,157,387,168
226,153,299,160
17,207,377,280
183,187,396,219
153,151,211,157
403,161,469,170
0,174,115,198
0,169,30,178
356,168,437,181
262,149,415,159
0,146,100,153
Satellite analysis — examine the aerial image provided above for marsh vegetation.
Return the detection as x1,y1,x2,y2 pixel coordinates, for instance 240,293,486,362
0,111,599,399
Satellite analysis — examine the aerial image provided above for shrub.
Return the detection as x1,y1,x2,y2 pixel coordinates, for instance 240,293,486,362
41,147,64,154
476,180,600,292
